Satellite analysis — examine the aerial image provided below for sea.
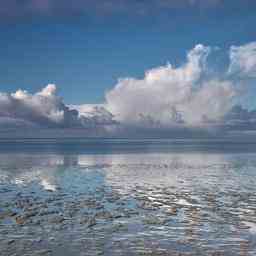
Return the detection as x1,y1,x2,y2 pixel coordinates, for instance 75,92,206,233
1,139,256,255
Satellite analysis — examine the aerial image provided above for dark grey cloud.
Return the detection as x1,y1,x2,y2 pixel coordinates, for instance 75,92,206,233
0,0,253,24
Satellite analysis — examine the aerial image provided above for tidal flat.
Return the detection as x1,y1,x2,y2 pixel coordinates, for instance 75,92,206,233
1,142,256,255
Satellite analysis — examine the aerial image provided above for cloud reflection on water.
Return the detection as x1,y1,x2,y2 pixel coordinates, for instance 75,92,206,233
0,151,256,195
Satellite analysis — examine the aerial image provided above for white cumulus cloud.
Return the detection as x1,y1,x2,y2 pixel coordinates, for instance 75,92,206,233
0,84,116,130
106,44,235,128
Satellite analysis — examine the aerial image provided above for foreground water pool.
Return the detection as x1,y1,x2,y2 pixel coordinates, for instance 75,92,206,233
1,142,256,256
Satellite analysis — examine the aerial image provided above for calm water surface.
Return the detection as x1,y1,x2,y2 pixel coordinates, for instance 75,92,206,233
1,141,256,255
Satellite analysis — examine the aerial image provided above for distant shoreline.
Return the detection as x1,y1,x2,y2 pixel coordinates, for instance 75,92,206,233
0,137,256,143
0,138,256,154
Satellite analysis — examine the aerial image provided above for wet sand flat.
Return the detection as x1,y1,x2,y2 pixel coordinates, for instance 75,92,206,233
1,142,256,255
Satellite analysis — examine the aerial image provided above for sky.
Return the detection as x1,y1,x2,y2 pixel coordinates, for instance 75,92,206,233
0,0,256,138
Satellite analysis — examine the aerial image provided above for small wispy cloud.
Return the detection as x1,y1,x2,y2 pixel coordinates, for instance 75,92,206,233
228,42,256,78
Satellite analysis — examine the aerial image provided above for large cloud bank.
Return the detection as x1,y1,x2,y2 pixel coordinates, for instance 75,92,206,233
1,41,256,138
104,42,256,135
106,44,235,128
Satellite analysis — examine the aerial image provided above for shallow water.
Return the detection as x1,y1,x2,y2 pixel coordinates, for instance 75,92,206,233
1,142,256,255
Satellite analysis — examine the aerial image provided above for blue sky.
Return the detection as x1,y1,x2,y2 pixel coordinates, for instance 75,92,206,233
1,1,256,138
0,0,255,104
